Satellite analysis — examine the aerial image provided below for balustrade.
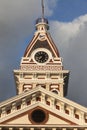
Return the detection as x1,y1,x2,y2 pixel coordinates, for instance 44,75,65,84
0,89,87,125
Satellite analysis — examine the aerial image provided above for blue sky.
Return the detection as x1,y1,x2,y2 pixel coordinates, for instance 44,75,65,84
49,0,87,21
0,0,87,106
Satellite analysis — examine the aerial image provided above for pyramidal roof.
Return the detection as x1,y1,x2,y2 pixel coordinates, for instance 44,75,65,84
24,0,60,58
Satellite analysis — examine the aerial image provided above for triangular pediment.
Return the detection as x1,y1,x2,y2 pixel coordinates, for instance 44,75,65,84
1,105,75,125
0,87,87,125
24,32,59,58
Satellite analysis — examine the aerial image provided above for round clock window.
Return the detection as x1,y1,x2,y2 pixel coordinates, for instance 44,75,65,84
31,109,46,123
34,51,49,63
29,108,49,124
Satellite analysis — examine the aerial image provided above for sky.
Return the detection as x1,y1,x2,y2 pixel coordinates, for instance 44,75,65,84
0,0,87,107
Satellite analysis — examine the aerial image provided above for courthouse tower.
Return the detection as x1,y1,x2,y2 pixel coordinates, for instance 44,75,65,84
0,0,87,129
14,1,69,98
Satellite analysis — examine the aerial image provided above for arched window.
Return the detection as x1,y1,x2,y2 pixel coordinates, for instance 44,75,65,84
36,84,46,89
51,89,58,94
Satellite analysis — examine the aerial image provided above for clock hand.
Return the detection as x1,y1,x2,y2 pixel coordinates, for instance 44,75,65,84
39,56,42,60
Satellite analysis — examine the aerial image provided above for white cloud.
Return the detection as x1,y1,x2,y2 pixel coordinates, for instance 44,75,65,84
50,14,87,45
44,0,58,17
50,14,87,106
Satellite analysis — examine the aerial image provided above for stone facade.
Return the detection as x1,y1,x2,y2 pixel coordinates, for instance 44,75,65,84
0,2,87,129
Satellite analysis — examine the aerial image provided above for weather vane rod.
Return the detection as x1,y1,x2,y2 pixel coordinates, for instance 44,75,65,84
41,0,44,19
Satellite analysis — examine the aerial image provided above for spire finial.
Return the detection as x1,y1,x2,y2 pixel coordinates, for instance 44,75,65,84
35,0,49,30
41,0,44,19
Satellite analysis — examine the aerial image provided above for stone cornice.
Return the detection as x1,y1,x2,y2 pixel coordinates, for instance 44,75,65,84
0,87,87,124
0,124,87,129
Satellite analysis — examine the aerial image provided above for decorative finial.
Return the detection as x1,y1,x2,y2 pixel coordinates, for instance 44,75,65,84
41,0,44,19
35,0,49,30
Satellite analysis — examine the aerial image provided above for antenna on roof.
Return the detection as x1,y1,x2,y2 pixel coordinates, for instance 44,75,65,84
41,0,44,19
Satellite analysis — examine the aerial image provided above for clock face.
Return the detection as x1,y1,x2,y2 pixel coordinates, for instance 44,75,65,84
34,51,49,63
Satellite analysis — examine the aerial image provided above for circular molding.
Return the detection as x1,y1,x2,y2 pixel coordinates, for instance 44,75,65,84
31,48,52,65
29,108,49,124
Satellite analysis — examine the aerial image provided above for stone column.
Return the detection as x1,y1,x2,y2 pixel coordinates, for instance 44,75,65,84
1,107,6,117
80,112,84,123
52,128,56,130
60,102,65,113
41,128,45,130
73,128,78,130
69,106,74,117
46,83,50,91
9,128,13,130
32,94,36,104
30,128,34,130
11,102,17,113
41,93,45,104
62,128,66,130
22,98,26,108
18,82,24,94
51,97,55,109
59,83,63,97
19,128,23,130
33,83,36,88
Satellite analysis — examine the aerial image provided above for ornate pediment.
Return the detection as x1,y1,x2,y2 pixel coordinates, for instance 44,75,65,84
0,87,87,125
2,106,75,125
